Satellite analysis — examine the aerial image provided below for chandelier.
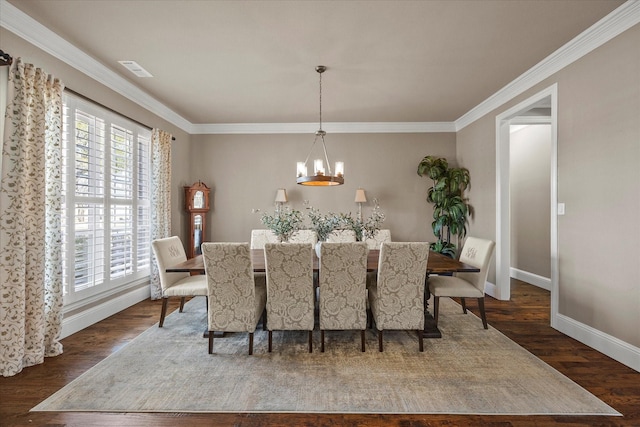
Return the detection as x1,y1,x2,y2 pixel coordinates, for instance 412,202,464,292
296,66,344,186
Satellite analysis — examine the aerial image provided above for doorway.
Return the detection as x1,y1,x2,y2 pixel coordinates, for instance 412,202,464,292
494,84,559,327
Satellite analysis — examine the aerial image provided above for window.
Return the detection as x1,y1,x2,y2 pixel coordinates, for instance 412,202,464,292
61,93,151,307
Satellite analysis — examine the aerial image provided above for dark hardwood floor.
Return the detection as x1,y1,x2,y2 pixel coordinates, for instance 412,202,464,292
1,279,638,427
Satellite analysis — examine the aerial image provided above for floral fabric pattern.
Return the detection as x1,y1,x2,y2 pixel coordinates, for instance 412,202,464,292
0,59,64,377
364,229,392,250
250,229,278,249
325,230,357,243
319,243,368,330
368,242,429,331
150,129,172,300
201,243,266,333
264,243,315,331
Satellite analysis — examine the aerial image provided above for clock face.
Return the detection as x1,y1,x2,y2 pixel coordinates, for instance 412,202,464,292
193,190,204,209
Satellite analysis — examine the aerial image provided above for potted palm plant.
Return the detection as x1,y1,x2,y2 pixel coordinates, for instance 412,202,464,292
417,155,472,258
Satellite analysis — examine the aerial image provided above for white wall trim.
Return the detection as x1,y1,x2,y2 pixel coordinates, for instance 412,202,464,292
510,268,551,291
484,281,497,299
495,84,558,304
60,285,151,339
555,313,640,373
0,0,192,132
191,121,456,134
455,0,640,131
3,0,638,135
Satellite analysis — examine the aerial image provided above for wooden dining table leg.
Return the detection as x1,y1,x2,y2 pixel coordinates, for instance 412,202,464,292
422,274,443,338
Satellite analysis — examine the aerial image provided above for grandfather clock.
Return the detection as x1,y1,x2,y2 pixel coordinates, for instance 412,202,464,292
184,181,210,259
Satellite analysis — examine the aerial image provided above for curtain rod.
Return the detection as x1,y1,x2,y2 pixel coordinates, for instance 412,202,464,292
65,87,175,141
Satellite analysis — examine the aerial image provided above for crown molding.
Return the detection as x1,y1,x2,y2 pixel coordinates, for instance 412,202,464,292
455,0,640,131
191,121,456,134
0,0,193,132
2,0,638,136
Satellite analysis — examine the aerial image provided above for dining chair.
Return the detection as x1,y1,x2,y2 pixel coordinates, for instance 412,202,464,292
368,242,430,352
201,242,267,355
151,236,208,328
250,229,278,249
264,243,315,353
289,229,318,245
427,237,495,329
364,229,392,250
318,242,369,352
325,229,357,243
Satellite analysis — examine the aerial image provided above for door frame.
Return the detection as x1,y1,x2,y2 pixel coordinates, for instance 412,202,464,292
494,83,558,327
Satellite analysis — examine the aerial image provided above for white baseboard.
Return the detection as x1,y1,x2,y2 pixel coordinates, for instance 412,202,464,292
60,285,151,339
510,268,551,291
555,313,640,373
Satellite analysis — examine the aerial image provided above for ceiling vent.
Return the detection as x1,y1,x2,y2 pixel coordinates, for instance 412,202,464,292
118,60,153,78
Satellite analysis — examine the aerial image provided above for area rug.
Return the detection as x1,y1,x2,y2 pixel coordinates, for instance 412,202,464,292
32,297,620,415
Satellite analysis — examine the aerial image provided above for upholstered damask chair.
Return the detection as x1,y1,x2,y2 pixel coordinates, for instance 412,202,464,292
250,229,278,249
368,242,430,352
264,243,315,353
318,242,369,352
201,242,267,355
428,237,495,329
289,229,318,245
326,229,357,243
364,229,392,250
151,236,208,327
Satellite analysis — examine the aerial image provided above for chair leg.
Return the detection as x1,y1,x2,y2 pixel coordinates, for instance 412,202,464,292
478,297,488,329
205,296,209,316
308,330,313,353
261,309,267,331
320,330,325,353
248,333,254,355
418,330,424,352
268,331,273,353
208,332,214,354
179,297,186,312
378,330,383,352
159,298,168,327
433,296,440,327
361,330,366,352
461,297,467,313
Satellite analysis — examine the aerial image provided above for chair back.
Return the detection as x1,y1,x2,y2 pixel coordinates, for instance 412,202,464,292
319,242,368,330
375,242,429,330
264,243,315,331
455,237,496,293
201,242,260,332
364,229,392,250
151,236,189,292
289,229,318,245
326,229,357,243
250,229,278,249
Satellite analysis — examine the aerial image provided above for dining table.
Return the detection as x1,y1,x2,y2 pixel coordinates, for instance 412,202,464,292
166,248,480,338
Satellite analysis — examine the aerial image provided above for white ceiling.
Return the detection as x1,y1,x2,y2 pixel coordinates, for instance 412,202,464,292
2,0,626,129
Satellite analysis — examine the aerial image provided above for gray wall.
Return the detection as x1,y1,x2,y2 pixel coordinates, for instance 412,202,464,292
456,24,640,347
510,124,551,278
188,133,456,244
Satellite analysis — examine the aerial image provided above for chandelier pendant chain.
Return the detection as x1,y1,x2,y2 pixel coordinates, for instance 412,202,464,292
317,67,333,176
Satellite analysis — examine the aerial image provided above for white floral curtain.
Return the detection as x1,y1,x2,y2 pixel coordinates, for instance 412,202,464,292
150,128,172,299
0,59,64,377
